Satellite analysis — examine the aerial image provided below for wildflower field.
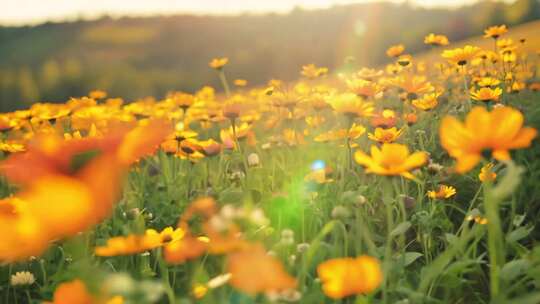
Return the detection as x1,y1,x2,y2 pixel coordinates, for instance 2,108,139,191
1,23,540,304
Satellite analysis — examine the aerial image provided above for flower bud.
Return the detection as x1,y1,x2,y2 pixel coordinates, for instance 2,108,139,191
247,153,260,167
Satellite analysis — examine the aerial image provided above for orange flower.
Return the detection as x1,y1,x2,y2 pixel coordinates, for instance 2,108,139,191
371,109,397,128
347,79,383,99
89,90,107,100
96,227,184,257
0,197,48,262
354,143,427,179
479,163,497,182
484,25,507,39
0,121,171,261
227,244,297,295
317,256,382,299
45,279,122,304
368,127,403,143
95,233,161,257
209,57,228,70
198,139,222,157
427,185,457,199
48,280,94,304
424,33,449,46
470,87,502,103
442,45,481,66
412,93,439,111
301,64,328,79
440,106,537,173
403,113,418,125
390,76,434,98
327,93,374,118
164,235,208,264
234,79,248,87
386,44,405,58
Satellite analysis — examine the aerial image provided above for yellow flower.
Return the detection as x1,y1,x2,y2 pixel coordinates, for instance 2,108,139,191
192,284,208,299
304,168,333,184
223,95,251,119
317,256,382,299
347,79,383,99
95,230,165,257
497,38,514,50
390,75,434,99
479,163,497,182
424,33,449,46
327,93,374,118
386,44,405,58
508,81,526,94
209,57,228,70
397,54,413,67
427,185,457,199
477,77,501,88
89,90,107,99
233,79,248,87
348,123,367,139
167,92,196,110
442,45,481,66
354,143,427,179
412,93,439,111
484,25,508,39
367,127,403,143
301,64,328,79
0,141,26,153
440,106,537,173
145,227,185,245
470,87,502,103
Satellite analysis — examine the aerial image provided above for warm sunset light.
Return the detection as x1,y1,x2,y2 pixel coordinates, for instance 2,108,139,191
1,0,539,303
1,0,479,25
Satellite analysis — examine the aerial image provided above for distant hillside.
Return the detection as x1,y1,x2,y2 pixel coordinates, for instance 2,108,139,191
416,19,540,63
0,0,539,110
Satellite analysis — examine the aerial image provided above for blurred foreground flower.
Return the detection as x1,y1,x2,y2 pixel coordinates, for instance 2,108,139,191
317,255,382,299
227,244,297,295
0,120,172,262
440,106,536,173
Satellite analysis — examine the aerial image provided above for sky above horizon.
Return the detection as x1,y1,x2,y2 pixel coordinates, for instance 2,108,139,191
0,0,485,25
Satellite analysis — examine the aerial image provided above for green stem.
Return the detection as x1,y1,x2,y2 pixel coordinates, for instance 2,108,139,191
483,180,505,300
381,178,395,304
219,70,231,97
158,249,176,304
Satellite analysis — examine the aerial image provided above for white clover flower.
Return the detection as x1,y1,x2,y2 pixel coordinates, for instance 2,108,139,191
266,288,302,302
220,204,237,220
296,243,310,254
207,273,232,289
250,208,269,226
104,273,135,294
10,271,35,286
247,153,260,167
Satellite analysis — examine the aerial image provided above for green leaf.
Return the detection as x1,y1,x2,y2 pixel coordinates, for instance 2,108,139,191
506,226,533,243
402,251,423,266
500,259,530,282
445,233,458,245
219,187,244,204
390,221,411,237
491,160,524,200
